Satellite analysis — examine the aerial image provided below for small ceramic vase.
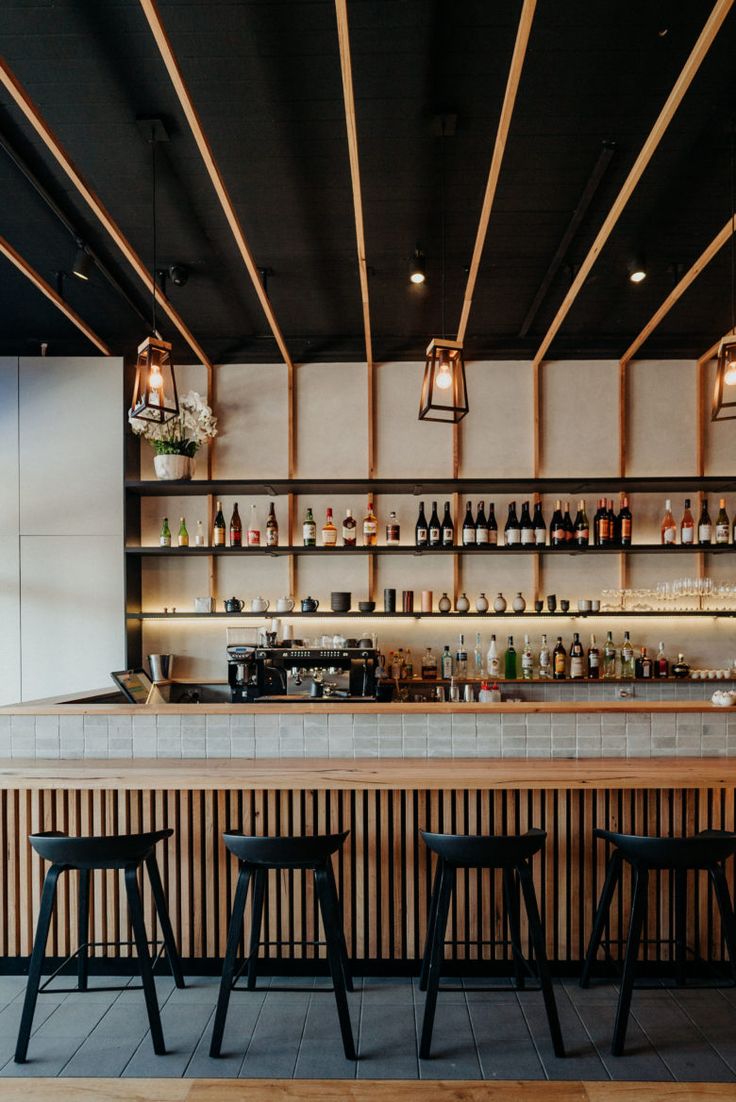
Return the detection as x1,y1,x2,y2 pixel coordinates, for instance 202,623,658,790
456,592,470,613
512,592,526,613
438,592,452,613
493,592,507,614
475,592,489,613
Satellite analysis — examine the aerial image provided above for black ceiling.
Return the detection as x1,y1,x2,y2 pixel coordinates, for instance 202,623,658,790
1,0,735,364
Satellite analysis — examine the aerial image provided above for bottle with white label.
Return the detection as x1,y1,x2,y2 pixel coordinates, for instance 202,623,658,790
587,634,599,679
440,645,454,679
533,500,547,546
475,501,489,545
303,507,317,547
462,502,476,546
521,634,534,680
698,499,712,546
504,501,521,546
160,516,171,547
680,498,694,545
486,634,500,678
602,631,617,678
538,634,551,679
520,501,535,546
195,520,205,547
247,504,260,547
715,498,730,544
661,500,677,545
570,632,585,679
620,631,635,678
455,635,468,677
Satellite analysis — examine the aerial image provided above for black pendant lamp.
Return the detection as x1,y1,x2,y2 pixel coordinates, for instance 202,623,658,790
129,128,179,424
712,128,736,422
418,116,468,423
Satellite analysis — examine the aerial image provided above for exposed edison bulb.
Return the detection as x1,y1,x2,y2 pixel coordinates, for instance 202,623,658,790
149,365,164,391
724,356,736,386
435,355,453,390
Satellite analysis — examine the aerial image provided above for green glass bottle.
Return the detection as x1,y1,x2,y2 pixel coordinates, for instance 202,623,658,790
177,516,189,548
159,516,171,547
303,507,317,547
504,635,517,679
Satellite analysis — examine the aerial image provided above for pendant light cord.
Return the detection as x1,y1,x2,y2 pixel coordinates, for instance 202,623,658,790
151,126,158,337
731,123,735,336
440,117,446,340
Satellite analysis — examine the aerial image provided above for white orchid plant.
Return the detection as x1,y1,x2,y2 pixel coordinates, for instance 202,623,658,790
129,390,218,457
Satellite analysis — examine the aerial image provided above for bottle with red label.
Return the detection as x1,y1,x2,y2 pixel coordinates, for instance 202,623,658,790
550,500,565,547
573,499,589,547
593,499,609,546
618,495,633,547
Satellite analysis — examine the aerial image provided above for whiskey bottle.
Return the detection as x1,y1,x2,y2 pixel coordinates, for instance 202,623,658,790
415,502,428,548
587,634,599,679
698,498,712,546
462,502,476,546
520,501,535,546
363,501,378,546
230,503,242,548
573,499,589,547
504,636,517,679
421,647,438,679
618,495,633,547
177,516,189,548
680,498,695,545
213,500,226,547
342,508,357,546
247,504,260,546
655,641,669,678
553,636,567,680
533,500,547,546
322,507,337,547
570,632,584,679
386,511,400,545
475,501,489,545
428,501,442,547
504,501,521,547
441,501,454,546
487,503,498,545
266,502,279,547
660,499,677,545
160,516,171,547
716,498,730,544
636,647,652,679
303,507,317,547
550,500,565,547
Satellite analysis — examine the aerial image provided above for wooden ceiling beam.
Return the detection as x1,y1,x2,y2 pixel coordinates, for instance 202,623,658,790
620,216,735,366
0,59,211,367
532,0,734,368
0,234,111,354
457,0,536,344
138,0,295,372
334,0,373,370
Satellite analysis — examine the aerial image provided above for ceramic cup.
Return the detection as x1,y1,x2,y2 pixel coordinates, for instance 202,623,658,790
402,590,414,613
578,599,591,612
590,600,601,612
421,590,433,613
331,591,352,612
384,588,397,613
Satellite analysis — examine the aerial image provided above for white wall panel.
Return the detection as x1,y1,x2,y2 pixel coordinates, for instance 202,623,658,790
541,360,619,476
215,363,287,478
375,362,452,477
462,361,533,477
296,363,367,477
628,360,695,475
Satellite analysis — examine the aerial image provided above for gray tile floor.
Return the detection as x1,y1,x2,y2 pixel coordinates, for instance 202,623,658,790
1,972,736,1081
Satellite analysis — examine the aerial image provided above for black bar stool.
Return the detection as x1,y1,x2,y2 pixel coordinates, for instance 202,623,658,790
209,830,356,1060
418,828,564,1060
15,829,185,1064
581,828,736,1056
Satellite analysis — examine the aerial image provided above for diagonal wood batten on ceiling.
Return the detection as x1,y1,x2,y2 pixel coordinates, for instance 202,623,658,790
532,0,735,369
0,58,211,367
0,233,110,354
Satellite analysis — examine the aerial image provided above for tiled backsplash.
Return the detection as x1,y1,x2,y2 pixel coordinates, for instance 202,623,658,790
2,709,735,760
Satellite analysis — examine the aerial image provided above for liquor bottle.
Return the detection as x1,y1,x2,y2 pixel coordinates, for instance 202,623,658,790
587,634,600,679
440,645,454,679
266,502,279,547
487,503,498,545
322,507,337,547
229,503,242,548
160,516,171,547
672,653,690,679
415,502,428,548
698,498,712,546
428,501,442,547
462,502,476,546
618,495,633,547
635,647,652,679
573,499,589,547
213,500,226,547
570,632,584,679
553,636,567,680
620,631,635,678
655,641,669,679
593,499,609,547
455,634,468,677
550,500,565,547
504,501,521,547
195,520,205,547
421,647,438,679
715,498,730,545
533,499,547,546
660,499,677,546
177,516,189,548
680,498,695,545
441,501,454,546
386,511,400,545
247,504,260,546
602,631,617,679
563,502,574,543
342,508,356,546
607,500,618,546
538,634,551,679
487,634,500,678
405,647,414,679
474,632,483,676
475,501,489,545
303,507,317,547
363,501,378,546
504,636,517,679
520,501,535,546
521,634,534,680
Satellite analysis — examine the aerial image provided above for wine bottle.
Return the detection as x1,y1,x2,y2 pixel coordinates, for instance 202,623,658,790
322,507,337,547
602,631,616,678
441,501,454,546
177,516,189,548
487,502,498,545
698,498,712,546
618,495,632,547
520,501,535,546
229,503,242,548
363,501,378,546
569,632,584,679
213,500,226,547
504,501,521,547
521,634,534,680
342,508,356,546
303,507,317,547
247,503,260,546
160,516,171,547
532,499,547,546
462,502,476,547
266,502,279,547
715,498,730,545
573,499,589,547
606,499,617,546
680,498,694,545
593,498,608,547
386,511,400,545
587,634,599,679
563,501,574,543
415,501,428,548
504,635,517,679
553,636,567,680
550,500,565,547
428,501,442,547
475,501,489,545
620,631,635,678
660,499,677,546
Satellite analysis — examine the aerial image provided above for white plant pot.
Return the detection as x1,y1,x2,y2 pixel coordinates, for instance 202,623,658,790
153,453,193,481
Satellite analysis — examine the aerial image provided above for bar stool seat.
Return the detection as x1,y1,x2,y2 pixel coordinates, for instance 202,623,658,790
419,828,565,1060
581,828,736,1056
15,829,185,1064
210,830,356,1060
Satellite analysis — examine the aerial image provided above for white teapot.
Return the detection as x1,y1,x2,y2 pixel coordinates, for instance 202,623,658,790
250,596,270,613
275,595,295,613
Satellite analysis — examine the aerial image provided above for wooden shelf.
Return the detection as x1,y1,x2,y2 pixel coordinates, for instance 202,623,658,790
125,543,735,557
128,609,736,619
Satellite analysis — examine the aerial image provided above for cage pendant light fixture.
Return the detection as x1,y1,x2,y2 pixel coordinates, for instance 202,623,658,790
129,126,179,424
419,115,468,423
712,127,736,422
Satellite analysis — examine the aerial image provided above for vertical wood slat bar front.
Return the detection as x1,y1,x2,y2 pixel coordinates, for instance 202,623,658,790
2,783,735,969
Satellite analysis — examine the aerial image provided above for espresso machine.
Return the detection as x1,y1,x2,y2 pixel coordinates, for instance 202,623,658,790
227,644,379,702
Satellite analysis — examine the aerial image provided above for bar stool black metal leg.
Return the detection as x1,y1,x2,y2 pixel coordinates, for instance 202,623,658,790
419,862,454,1060
611,864,648,1057
145,854,185,988
675,868,687,987
15,864,62,1063
419,859,443,992
709,863,736,981
315,865,356,1060
124,865,166,1056
77,867,90,992
326,859,354,993
503,866,525,990
246,867,265,990
518,861,565,1058
581,852,622,988
210,864,251,1058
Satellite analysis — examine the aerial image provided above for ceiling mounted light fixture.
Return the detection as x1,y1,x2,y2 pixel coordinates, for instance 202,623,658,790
72,242,93,281
627,255,647,283
419,115,468,424
129,123,179,425
712,125,736,422
409,247,426,285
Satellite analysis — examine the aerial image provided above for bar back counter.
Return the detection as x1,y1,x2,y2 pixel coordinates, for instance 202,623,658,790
2,693,736,975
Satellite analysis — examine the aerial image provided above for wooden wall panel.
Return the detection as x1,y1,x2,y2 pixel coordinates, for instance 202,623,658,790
2,784,736,967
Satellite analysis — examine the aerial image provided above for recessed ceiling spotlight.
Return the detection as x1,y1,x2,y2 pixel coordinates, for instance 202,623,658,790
409,247,426,285
627,256,647,284
72,242,93,281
